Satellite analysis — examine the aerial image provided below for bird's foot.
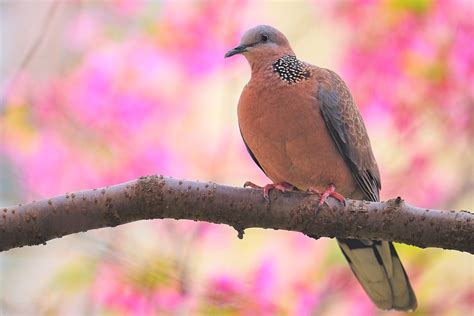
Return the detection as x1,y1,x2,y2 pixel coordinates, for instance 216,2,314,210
244,181,294,200
307,184,346,206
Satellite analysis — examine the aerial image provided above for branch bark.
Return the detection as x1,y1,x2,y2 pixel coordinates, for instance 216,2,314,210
1,175,472,253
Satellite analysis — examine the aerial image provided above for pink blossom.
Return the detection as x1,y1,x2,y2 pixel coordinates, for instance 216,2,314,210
91,262,185,314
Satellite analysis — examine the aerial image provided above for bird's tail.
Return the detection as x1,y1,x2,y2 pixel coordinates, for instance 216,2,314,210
337,238,417,311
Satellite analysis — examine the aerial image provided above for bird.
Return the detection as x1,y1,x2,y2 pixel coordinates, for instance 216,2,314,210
225,25,417,311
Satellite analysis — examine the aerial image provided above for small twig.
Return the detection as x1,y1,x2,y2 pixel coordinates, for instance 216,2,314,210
1,0,60,107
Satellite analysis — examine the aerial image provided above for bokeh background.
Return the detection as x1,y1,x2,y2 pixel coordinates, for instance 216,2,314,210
1,0,473,315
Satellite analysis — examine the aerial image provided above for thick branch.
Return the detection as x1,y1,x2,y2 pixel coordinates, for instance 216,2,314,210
1,175,472,253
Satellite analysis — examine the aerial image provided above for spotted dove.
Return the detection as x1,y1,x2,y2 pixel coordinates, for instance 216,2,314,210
225,25,417,311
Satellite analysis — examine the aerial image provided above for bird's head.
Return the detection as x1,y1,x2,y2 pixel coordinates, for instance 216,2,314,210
225,25,294,64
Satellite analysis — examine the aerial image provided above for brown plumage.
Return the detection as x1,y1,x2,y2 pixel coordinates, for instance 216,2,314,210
225,25,417,311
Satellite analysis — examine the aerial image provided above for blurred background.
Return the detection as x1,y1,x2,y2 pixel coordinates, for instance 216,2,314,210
0,0,473,315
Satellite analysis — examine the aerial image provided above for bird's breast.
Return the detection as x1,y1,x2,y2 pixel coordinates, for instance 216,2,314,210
238,77,360,196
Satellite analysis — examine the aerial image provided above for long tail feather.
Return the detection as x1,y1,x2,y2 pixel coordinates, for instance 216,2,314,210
338,239,417,311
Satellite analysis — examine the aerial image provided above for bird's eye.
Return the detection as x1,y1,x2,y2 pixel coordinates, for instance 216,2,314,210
261,34,269,42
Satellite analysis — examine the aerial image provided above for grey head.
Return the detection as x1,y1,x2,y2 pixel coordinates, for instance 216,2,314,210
225,25,294,63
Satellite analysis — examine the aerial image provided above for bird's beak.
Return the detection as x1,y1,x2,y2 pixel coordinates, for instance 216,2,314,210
225,44,248,58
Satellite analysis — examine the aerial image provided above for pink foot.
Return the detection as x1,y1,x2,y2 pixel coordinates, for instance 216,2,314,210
244,181,294,200
308,184,345,206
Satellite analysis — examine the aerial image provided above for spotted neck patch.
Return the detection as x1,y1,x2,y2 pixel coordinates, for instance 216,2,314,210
272,55,311,84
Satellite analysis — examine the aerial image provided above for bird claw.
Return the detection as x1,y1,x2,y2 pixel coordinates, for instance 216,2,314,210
243,181,263,189
307,184,346,208
244,181,294,201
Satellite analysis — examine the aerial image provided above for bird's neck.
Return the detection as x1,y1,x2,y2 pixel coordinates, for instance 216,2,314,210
271,55,311,84
249,55,311,85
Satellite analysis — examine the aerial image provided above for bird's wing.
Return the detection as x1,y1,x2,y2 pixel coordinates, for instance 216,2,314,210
316,69,381,202
316,68,416,310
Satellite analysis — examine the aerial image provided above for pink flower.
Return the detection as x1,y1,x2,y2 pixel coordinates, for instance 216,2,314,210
202,260,279,314
91,261,186,314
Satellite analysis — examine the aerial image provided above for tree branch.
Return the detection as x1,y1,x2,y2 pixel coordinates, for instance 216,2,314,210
1,175,472,253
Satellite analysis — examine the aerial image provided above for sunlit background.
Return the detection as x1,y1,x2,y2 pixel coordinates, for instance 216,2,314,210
1,0,473,315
